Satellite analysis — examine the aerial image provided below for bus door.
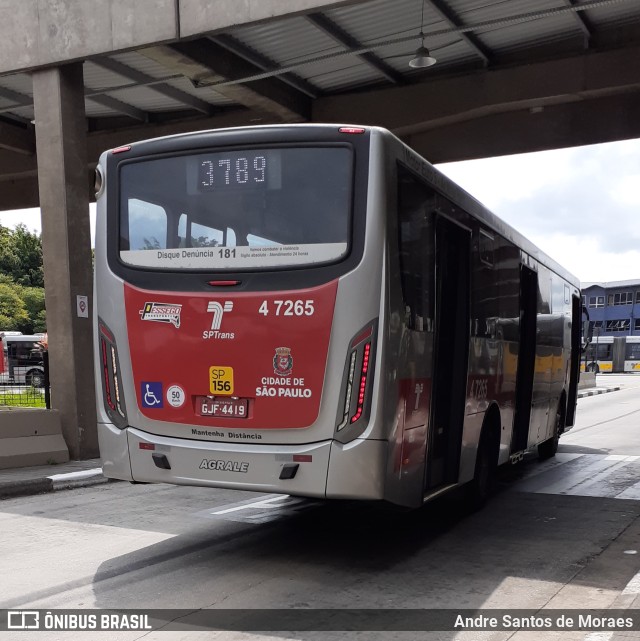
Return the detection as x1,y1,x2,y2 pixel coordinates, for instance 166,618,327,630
7,341,16,378
512,265,537,453
425,215,470,491
565,294,581,426
0,340,6,379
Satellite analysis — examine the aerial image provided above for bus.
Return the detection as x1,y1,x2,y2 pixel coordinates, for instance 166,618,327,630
0,333,46,387
583,335,640,373
93,124,581,508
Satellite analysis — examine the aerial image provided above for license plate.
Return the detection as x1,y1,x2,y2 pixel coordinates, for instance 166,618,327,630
196,396,248,418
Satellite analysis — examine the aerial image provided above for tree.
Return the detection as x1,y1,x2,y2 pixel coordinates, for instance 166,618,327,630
0,224,46,332
0,281,30,330
17,286,46,334
11,224,44,288
33,309,47,333
0,225,19,278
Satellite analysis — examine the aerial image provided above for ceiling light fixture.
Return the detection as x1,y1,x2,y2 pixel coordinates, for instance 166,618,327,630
409,0,437,68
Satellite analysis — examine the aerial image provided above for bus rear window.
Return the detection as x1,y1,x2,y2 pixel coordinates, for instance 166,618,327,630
118,146,352,270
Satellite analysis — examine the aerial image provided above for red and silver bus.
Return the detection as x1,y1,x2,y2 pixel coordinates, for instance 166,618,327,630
94,125,581,508
0,332,46,387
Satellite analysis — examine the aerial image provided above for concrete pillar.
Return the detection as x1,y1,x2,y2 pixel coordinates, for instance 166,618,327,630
32,63,98,459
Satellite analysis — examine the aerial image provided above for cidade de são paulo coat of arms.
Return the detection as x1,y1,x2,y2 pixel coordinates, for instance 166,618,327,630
273,347,293,376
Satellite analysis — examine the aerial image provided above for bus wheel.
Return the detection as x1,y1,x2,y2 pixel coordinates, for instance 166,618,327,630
538,401,565,460
26,370,45,388
466,420,500,510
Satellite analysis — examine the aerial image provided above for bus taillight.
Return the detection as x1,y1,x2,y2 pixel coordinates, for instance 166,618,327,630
99,319,127,428
337,322,376,435
351,342,371,423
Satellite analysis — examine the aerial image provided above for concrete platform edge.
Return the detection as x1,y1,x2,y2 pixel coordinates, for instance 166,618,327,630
577,386,621,398
0,468,116,500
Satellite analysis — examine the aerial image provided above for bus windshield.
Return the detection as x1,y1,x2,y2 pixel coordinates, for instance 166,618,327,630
118,146,353,270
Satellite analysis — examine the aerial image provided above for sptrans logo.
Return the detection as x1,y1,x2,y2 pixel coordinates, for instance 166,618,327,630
204,301,235,340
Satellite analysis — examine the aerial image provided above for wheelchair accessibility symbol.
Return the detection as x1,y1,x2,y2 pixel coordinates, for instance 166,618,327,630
141,381,164,408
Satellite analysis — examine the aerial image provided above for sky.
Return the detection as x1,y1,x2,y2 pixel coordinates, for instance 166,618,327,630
437,138,640,285
1,137,639,285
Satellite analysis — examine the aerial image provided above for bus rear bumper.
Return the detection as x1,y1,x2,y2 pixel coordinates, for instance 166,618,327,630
99,423,386,500
127,427,333,497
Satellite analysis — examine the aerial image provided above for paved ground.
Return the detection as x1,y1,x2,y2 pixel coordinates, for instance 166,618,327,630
1,374,639,640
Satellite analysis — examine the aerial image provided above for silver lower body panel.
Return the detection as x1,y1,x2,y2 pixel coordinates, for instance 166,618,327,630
98,423,387,501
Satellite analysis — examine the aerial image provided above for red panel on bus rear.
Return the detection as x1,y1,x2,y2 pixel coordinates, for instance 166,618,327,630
123,281,338,429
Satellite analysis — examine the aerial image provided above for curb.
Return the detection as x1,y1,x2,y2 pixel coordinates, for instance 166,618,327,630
577,386,621,398
0,468,111,500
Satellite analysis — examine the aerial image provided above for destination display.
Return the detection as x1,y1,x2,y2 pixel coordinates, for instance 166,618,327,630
198,153,268,191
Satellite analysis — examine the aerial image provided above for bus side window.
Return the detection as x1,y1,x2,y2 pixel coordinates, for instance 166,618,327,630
479,229,494,266
397,165,435,332
627,343,640,360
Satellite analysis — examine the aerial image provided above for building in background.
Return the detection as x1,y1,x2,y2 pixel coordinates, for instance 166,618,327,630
582,280,640,337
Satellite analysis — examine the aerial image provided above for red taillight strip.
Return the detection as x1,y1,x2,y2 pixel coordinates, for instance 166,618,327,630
99,319,127,426
350,343,371,424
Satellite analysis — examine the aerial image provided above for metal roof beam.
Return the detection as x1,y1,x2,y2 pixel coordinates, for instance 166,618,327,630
0,86,31,107
146,39,311,122
86,107,270,160
563,0,595,43
0,85,37,132
92,58,216,116
209,34,319,99
314,45,640,134
405,92,640,163
86,93,147,122
0,119,34,155
425,0,492,65
306,12,405,84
